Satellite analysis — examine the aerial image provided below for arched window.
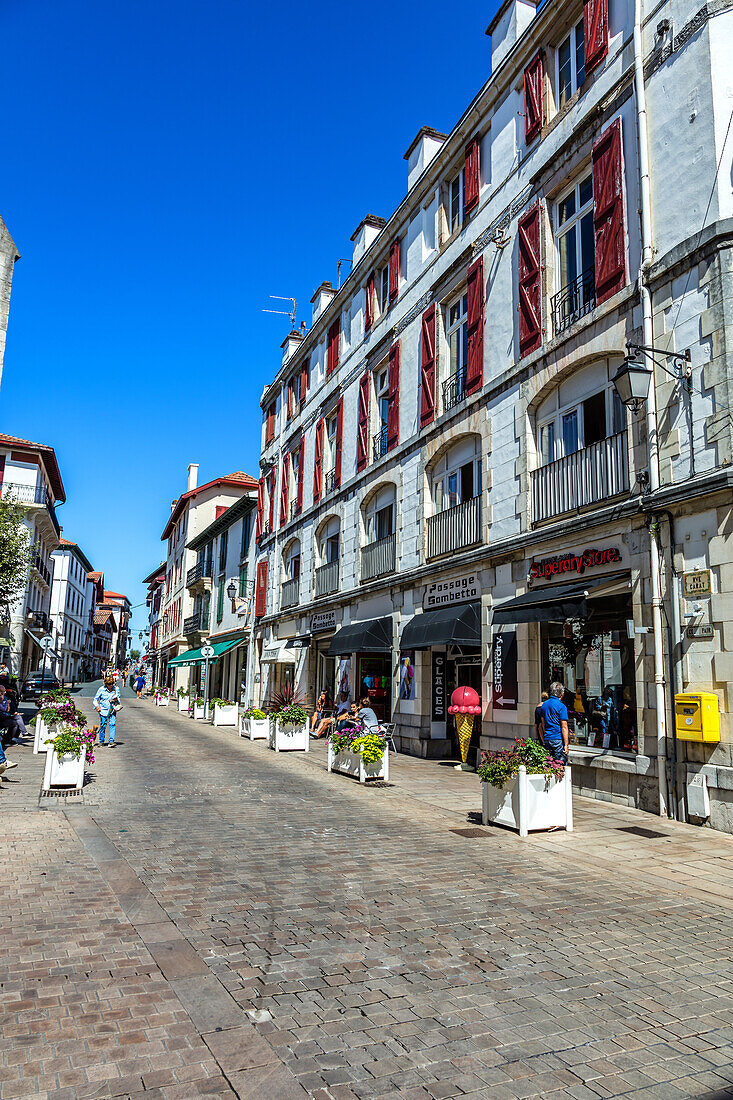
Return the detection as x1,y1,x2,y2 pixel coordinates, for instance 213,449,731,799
282,539,301,581
431,436,482,513
364,484,396,544
318,517,340,565
536,360,625,467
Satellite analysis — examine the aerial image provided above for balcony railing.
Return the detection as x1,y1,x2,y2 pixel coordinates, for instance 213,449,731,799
30,611,52,633
531,430,630,523
552,267,596,335
186,560,213,586
33,552,51,586
361,534,396,581
373,424,389,461
183,611,209,634
1,481,60,538
442,368,467,413
426,495,482,560
281,577,300,609
290,500,302,522
324,468,337,496
315,560,339,598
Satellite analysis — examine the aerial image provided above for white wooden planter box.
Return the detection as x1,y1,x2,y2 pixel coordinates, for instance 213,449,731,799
156,695,169,707
177,696,189,712
270,720,309,752
33,716,50,754
240,717,269,739
212,703,238,727
328,744,389,783
43,749,85,790
481,765,573,837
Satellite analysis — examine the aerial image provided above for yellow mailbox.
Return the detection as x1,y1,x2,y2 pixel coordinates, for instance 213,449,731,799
675,692,720,742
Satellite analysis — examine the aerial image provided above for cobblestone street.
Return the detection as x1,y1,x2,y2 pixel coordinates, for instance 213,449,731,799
4,701,733,1100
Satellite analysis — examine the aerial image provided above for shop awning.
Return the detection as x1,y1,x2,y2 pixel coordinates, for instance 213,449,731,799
492,573,630,625
261,642,296,664
286,635,311,649
400,602,481,651
169,638,242,667
328,616,392,656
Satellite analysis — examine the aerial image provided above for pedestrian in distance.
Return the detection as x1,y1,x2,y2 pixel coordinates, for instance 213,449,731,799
134,672,145,699
538,682,570,764
534,691,549,741
94,676,121,748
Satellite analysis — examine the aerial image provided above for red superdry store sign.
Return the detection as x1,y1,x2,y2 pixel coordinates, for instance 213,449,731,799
530,546,621,581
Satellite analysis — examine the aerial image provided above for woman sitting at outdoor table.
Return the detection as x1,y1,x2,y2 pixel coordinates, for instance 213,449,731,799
310,690,329,733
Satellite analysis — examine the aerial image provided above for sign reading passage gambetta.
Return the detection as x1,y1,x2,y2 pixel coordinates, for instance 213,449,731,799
530,546,621,581
492,631,517,711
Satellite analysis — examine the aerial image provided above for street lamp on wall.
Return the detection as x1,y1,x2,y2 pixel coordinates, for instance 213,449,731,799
613,343,692,414
227,580,237,611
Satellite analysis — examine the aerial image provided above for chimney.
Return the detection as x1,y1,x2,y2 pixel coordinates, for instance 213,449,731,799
403,127,447,191
281,327,304,366
187,463,199,491
171,499,177,513
350,215,386,266
311,281,336,324
486,0,538,73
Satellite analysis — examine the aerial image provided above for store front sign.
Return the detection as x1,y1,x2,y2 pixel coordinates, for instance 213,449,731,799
530,546,621,581
492,631,517,711
432,651,446,720
425,572,479,608
310,610,338,634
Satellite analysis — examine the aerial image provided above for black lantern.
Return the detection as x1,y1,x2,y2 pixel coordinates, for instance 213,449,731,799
612,356,652,413
226,580,237,600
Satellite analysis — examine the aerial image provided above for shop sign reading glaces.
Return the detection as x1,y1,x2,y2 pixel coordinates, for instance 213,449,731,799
530,546,621,581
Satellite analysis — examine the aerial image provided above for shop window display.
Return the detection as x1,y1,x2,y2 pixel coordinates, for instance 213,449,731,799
357,653,391,721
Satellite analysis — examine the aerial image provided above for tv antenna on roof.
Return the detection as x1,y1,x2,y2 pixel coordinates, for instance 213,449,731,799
262,295,297,327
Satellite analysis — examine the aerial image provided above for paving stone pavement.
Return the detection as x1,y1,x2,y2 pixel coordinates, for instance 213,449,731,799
4,700,733,1099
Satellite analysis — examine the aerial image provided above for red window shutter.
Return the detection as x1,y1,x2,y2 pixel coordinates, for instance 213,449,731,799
299,360,308,404
279,452,290,527
387,342,401,452
327,318,340,376
255,477,264,541
255,560,268,618
388,239,400,302
295,437,305,514
584,0,608,73
518,203,542,357
592,119,627,304
268,467,276,530
365,272,374,332
464,138,480,214
334,395,344,488
265,403,275,444
466,258,485,395
420,304,436,429
524,52,544,144
313,418,324,503
356,372,370,472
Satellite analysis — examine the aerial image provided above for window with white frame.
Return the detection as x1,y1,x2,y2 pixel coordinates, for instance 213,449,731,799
319,517,340,565
373,365,390,457
376,265,389,314
449,169,464,235
326,411,338,471
432,437,482,513
557,19,585,110
553,174,595,332
365,485,396,545
283,540,301,580
446,292,468,384
537,370,626,468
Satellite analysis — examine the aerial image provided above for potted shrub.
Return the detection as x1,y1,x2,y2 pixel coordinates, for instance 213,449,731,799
479,738,573,837
190,695,207,719
155,688,169,707
327,724,389,783
176,687,190,712
269,703,310,752
43,727,95,791
240,707,268,739
209,698,238,727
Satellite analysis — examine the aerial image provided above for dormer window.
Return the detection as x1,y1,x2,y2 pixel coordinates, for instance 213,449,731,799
557,20,585,109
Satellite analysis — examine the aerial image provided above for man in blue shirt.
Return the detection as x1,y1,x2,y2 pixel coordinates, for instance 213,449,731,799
539,682,569,763
94,676,120,747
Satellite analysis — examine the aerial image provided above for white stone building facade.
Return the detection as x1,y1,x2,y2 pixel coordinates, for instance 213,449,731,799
252,0,733,830
50,539,97,682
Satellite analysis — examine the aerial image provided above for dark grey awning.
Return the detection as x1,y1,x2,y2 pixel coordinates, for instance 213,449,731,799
400,602,480,651
328,617,392,656
491,573,630,625
286,635,311,649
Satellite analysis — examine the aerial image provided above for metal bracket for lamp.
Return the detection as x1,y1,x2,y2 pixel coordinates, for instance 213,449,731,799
612,344,692,414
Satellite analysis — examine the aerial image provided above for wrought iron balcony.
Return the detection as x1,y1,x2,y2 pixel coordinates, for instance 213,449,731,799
373,424,389,461
186,560,213,587
183,610,209,635
442,368,467,413
32,552,51,586
1,481,60,537
531,430,630,523
281,577,300,609
426,496,482,560
552,266,596,335
324,468,337,496
361,533,396,581
315,560,339,598
30,611,52,633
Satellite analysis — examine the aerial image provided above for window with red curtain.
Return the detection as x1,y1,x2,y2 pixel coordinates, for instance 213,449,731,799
268,467,276,530
524,52,544,144
464,138,480,214
388,239,400,303
387,342,400,452
265,402,276,444
365,273,374,332
357,372,370,472
592,119,627,303
334,396,344,487
420,305,436,428
326,318,340,376
279,453,290,527
295,437,305,514
584,0,608,73
255,560,268,617
518,203,542,357
466,258,485,395
313,418,324,502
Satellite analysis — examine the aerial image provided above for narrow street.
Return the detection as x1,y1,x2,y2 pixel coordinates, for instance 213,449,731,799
4,703,733,1100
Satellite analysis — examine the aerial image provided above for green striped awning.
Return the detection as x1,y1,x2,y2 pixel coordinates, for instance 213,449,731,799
168,638,242,667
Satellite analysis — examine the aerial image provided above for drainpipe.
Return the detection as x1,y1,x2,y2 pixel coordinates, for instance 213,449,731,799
635,0,668,816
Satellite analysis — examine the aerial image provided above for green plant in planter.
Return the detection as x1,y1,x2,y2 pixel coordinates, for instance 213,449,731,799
350,732,387,764
242,707,266,720
477,737,565,789
176,687,189,697
273,704,309,726
45,725,95,762
209,698,234,709
192,696,205,706
39,700,86,729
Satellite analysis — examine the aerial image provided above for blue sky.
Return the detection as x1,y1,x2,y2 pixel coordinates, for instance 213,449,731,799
1,0,497,641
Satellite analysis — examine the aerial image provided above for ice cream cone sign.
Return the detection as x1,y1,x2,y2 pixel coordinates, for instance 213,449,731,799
448,686,481,766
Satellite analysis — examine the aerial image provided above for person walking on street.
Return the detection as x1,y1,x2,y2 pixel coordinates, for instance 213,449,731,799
94,676,120,747
534,691,549,741
0,688,18,773
538,682,570,764
134,672,145,699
